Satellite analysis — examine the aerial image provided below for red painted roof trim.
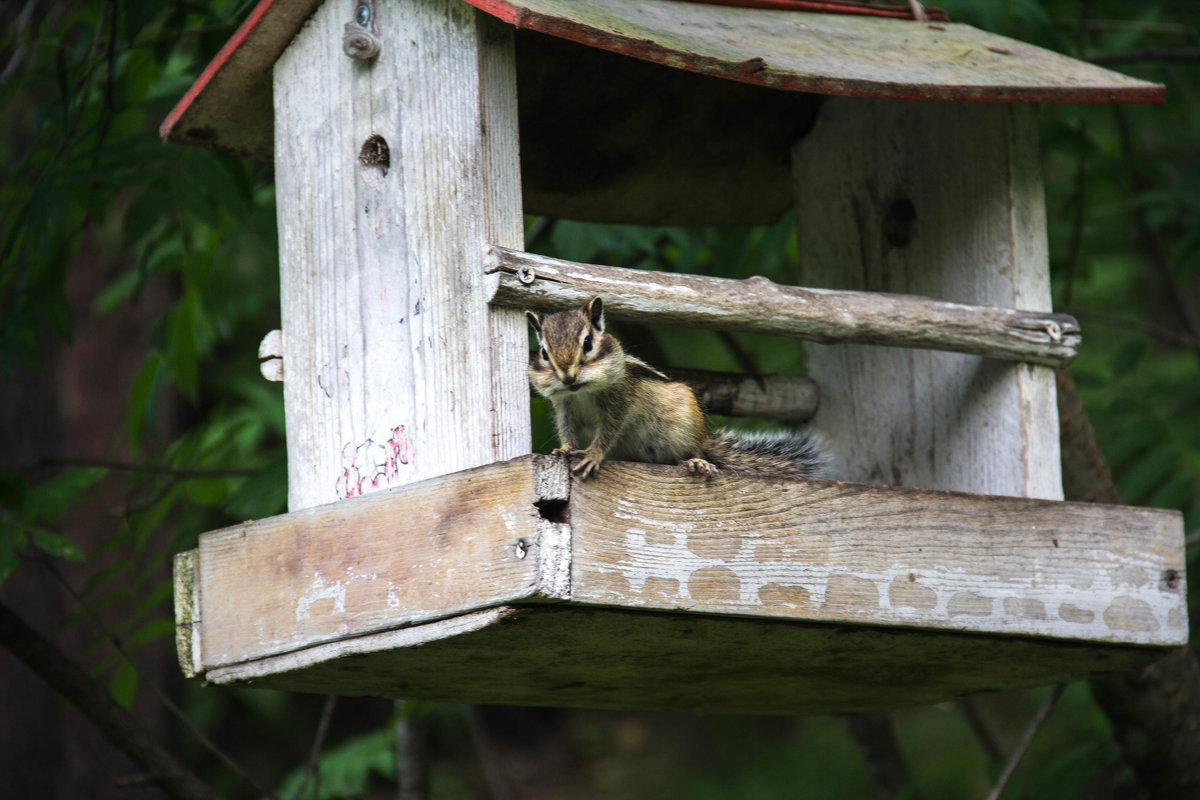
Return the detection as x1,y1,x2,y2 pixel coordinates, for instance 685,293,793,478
161,0,1165,156
458,0,1165,104
160,0,279,144
679,0,948,21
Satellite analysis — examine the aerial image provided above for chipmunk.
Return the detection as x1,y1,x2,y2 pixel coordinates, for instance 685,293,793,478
527,296,825,480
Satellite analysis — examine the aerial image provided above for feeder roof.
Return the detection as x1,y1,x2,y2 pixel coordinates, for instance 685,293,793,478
161,0,1163,225
163,0,1161,160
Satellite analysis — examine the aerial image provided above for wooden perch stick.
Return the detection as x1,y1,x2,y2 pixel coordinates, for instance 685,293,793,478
666,368,818,422
485,246,1081,367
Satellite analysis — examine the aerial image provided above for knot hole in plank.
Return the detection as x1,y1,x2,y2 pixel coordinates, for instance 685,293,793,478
358,134,390,188
884,196,917,248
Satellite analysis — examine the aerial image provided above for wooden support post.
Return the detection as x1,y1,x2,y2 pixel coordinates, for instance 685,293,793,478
792,100,1063,498
273,0,526,510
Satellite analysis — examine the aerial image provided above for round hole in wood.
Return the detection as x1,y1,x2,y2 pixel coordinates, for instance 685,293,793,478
884,197,917,247
358,134,390,187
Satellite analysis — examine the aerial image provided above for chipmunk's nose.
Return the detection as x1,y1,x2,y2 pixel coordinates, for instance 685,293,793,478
560,372,576,386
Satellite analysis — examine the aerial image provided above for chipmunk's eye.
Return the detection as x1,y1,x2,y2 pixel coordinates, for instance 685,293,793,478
582,333,593,353
539,347,549,362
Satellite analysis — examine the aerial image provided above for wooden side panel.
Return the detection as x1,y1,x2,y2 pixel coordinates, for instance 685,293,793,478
567,463,1187,647
273,0,527,511
195,457,551,669
792,100,1063,499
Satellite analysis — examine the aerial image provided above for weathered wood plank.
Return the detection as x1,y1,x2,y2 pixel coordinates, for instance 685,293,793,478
195,457,559,669
204,605,1167,715
182,456,1185,712
187,455,1185,674
567,462,1187,647
792,100,1064,499
486,246,1081,367
273,0,527,511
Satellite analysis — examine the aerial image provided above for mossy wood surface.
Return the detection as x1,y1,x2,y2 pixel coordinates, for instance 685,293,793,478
203,605,1163,715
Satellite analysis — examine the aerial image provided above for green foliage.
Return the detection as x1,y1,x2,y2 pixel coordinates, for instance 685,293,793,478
273,727,397,800
0,466,104,581
1,0,286,770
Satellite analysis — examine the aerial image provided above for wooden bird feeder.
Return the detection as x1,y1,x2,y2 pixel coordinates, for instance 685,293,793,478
166,0,1187,714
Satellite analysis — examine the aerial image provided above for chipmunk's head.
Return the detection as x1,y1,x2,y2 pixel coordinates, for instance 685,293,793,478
527,296,624,398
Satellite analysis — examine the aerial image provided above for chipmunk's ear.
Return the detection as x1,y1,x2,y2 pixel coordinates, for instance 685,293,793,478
585,296,604,331
525,310,543,334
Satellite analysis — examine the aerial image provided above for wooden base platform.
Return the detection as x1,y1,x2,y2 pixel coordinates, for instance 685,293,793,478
175,455,1186,714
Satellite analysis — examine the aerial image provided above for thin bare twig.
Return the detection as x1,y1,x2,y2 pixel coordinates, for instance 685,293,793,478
985,685,1066,800
1089,48,1200,65
34,456,260,479
1058,19,1194,36
524,217,555,249
845,712,923,800
1060,306,1200,356
291,695,337,800
1111,106,1200,346
956,697,1005,764
32,555,279,800
1059,125,1088,308
463,706,513,800
0,0,40,83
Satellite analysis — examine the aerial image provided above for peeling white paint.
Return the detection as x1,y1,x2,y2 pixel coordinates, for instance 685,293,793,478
296,573,347,621
589,524,1186,646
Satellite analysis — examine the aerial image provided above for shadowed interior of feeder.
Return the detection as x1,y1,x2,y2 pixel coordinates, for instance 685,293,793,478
516,31,822,225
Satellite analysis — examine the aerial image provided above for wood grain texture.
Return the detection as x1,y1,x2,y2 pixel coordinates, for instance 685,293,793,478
273,0,527,511
204,605,1166,715
476,12,531,463
195,457,558,669
792,100,1064,499
567,462,1186,647
486,246,1080,367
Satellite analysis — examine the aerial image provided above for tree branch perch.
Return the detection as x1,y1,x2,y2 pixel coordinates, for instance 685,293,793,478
485,246,1081,367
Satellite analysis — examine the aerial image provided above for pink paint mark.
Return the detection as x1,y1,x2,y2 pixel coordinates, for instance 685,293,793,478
335,424,415,500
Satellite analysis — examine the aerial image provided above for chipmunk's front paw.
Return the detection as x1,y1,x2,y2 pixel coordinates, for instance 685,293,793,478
682,458,719,477
571,451,603,479
551,444,579,458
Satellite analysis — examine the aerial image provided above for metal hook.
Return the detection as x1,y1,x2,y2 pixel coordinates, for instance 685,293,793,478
343,0,381,61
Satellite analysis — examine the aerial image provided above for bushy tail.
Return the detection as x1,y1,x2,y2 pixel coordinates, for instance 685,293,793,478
706,428,826,479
